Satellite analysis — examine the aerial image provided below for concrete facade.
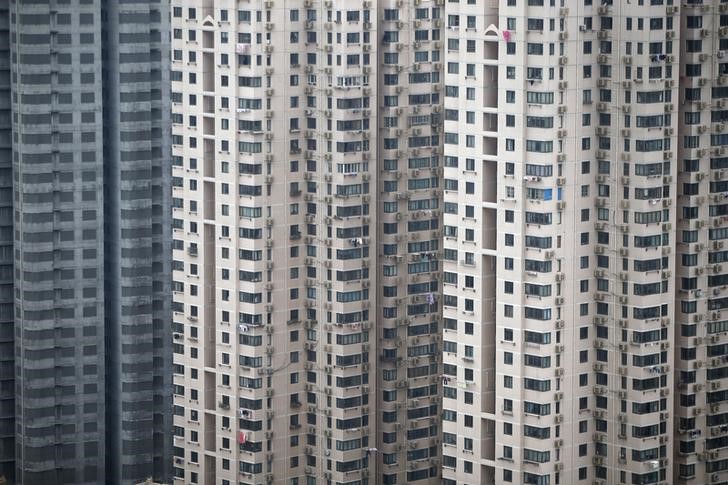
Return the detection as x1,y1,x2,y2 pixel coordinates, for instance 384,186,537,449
441,2,726,485
172,1,728,485
170,1,441,483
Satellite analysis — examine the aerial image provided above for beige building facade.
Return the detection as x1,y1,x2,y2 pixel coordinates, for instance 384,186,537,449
442,1,726,485
170,0,441,484
171,1,728,485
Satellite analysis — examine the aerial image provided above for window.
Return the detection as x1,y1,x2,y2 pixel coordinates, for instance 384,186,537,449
526,91,554,104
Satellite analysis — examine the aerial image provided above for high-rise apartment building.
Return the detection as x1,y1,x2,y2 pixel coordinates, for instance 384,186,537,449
171,1,442,484
0,1,172,483
173,1,728,485
441,2,727,485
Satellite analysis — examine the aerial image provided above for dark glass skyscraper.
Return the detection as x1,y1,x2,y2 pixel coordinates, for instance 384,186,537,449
0,1,171,483
0,4,13,483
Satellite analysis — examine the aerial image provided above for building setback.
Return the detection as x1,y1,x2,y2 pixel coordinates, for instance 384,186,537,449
0,1,172,483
